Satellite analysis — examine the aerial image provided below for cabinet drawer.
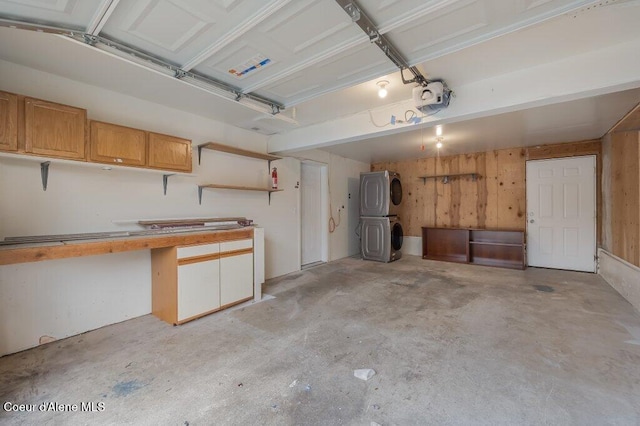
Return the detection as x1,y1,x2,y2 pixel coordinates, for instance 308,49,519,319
220,239,253,252
177,243,220,259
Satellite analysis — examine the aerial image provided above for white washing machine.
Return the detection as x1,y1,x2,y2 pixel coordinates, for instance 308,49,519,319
360,216,403,262
360,171,402,217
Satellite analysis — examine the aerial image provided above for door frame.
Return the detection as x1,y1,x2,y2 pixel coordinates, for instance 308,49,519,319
300,160,329,268
347,177,361,256
525,154,597,272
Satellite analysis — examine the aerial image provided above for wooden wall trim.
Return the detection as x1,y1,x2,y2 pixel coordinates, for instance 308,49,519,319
525,140,601,161
608,102,640,133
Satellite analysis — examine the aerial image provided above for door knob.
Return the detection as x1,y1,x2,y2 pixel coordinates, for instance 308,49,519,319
529,219,535,223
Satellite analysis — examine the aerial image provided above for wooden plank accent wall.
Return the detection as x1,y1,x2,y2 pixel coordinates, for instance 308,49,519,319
372,140,602,238
371,147,526,236
609,131,640,266
497,149,526,231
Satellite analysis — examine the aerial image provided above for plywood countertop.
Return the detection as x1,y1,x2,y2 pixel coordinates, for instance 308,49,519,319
0,227,254,266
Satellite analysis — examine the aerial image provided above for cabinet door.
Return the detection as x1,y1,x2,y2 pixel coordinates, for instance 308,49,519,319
220,239,253,306
25,97,86,160
0,91,18,152
148,132,192,172
90,121,146,166
177,259,220,322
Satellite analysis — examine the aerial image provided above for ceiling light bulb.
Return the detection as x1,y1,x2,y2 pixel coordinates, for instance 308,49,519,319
377,80,389,98
436,125,443,137
436,141,443,149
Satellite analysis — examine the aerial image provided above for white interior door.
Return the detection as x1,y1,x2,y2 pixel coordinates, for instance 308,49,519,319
301,163,323,266
526,156,596,272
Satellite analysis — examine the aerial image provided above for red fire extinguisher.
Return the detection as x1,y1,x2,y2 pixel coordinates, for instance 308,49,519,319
271,167,278,189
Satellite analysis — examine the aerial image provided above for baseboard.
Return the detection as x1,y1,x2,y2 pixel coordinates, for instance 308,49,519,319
403,236,422,257
598,248,640,313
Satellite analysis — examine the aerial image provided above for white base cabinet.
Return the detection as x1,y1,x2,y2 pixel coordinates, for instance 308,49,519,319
220,239,253,306
152,237,254,325
177,258,221,322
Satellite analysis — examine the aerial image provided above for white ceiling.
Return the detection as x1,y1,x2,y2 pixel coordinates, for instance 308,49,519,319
321,87,640,163
0,0,639,163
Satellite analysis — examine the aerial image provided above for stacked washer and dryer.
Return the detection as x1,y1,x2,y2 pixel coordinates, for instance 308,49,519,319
359,171,404,262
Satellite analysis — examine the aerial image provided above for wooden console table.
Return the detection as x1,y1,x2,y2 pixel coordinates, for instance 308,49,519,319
422,227,526,270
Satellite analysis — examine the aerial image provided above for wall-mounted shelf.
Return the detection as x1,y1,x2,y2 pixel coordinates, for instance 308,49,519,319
0,152,194,194
198,142,281,172
419,173,479,184
198,184,283,205
197,142,283,205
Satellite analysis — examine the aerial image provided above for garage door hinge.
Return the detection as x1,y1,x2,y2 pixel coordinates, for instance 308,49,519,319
83,34,98,46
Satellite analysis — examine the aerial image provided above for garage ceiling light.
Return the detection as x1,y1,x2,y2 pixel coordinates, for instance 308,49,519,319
377,80,389,98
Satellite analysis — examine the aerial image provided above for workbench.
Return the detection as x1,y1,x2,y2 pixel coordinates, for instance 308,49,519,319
0,227,265,325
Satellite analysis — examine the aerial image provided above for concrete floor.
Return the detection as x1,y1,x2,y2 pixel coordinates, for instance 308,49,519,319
1,255,640,425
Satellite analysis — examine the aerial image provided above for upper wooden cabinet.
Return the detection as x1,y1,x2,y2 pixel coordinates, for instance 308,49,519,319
90,121,146,167
3,92,193,174
0,91,18,152
148,132,192,172
25,97,86,160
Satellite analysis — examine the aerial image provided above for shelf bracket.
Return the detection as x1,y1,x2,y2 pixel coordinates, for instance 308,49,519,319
442,176,449,184
268,191,272,205
162,174,175,195
40,161,50,191
471,173,478,182
197,145,204,165
420,177,427,185
198,185,204,205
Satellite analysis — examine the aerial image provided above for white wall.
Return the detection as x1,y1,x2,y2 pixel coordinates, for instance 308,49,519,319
0,59,302,355
598,249,640,313
292,150,370,261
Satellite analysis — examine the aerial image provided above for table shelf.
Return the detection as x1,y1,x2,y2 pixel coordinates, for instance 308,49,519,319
422,227,526,269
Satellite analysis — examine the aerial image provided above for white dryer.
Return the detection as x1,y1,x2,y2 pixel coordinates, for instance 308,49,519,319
360,216,403,262
360,171,402,217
